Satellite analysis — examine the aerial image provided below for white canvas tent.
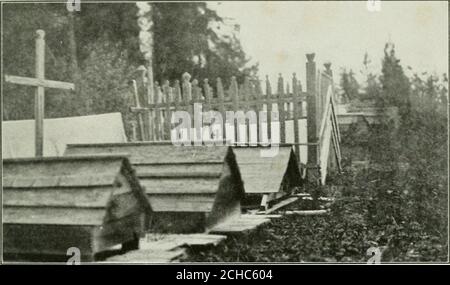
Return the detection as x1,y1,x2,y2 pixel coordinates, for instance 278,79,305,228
2,113,127,158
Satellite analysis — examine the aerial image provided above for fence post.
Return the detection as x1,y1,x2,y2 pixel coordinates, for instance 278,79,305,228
217,78,226,141
192,79,202,144
230,76,240,144
154,81,162,140
243,76,251,143
277,74,286,143
306,53,318,166
292,73,301,164
204,79,212,111
182,72,192,142
265,76,273,143
163,80,172,140
323,62,335,170
254,79,263,144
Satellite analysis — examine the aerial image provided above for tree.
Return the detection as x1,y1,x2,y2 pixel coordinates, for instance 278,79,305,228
2,2,258,121
151,2,257,84
340,69,360,102
379,43,411,113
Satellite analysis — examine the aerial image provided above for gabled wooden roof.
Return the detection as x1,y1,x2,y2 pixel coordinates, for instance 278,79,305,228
3,155,146,226
232,144,302,194
65,142,230,164
64,142,244,213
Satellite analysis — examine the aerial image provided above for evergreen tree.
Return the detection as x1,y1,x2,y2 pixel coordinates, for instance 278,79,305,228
2,2,257,121
340,69,359,103
379,43,411,114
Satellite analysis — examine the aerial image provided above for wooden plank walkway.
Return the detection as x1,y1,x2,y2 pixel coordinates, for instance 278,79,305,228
144,233,227,247
103,233,226,263
103,248,186,263
209,216,270,235
242,213,283,219
256,196,299,215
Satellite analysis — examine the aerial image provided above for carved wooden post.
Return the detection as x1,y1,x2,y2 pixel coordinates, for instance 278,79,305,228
306,53,318,166
277,74,286,143
217,78,226,141
131,79,146,141
292,73,301,163
163,80,172,140
182,72,192,142
230,76,240,143
265,76,273,143
323,62,336,170
35,30,45,157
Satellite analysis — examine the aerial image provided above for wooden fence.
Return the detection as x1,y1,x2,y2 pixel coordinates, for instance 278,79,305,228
130,54,341,183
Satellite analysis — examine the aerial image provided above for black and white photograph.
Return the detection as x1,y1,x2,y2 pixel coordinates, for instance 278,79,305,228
0,0,448,266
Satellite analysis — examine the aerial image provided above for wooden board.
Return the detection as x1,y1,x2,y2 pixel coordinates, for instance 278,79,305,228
134,163,223,175
233,146,301,194
143,233,227,248
140,178,219,194
103,248,187,263
65,142,229,164
242,214,283,219
209,217,270,235
148,195,215,212
257,196,299,215
3,224,95,260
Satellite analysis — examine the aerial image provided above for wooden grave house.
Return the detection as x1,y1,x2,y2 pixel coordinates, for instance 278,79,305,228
3,155,151,262
64,142,245,233
231,144,302,210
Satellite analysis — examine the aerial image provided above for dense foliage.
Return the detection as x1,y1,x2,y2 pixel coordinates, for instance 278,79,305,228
187,44,448,263
2,3,257,128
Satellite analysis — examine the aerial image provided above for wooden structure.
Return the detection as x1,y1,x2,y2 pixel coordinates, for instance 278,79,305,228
64,142,245,233
4,30,75,157
232,144,302,210
3,155,151,262
130,54,341,185
2,112,127,158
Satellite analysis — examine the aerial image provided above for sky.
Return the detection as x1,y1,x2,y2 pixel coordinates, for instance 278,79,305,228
208,1,448,84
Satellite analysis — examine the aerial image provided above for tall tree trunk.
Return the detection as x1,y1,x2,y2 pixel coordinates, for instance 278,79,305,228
67,12,85,114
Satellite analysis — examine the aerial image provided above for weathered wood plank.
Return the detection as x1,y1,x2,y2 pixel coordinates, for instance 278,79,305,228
147,195,216,212
216,78,227,140
306,53,318,165
138,172,222,179
265,76,273,141
133,163,223,175
104,248,186,263
4,75,75,90
257,196,299,214
230,76,239,142
3,224,94,259
141,178,219,194
292,73,301,163
163,81,172,140
209,218,270,234
143,233,226,247
3,187,111,208
277,74,286,143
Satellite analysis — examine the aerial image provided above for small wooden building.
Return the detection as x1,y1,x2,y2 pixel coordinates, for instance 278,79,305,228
64,142,245,233
232,144,302,209
3,155,151,262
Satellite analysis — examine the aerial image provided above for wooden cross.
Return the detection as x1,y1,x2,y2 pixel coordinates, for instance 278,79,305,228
4,30,75,157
